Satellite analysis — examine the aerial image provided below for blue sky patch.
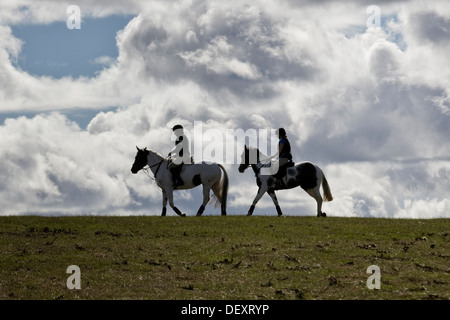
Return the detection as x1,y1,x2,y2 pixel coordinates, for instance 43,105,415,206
12,14,134,79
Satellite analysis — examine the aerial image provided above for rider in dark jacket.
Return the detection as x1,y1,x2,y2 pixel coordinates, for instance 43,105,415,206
273,128,293,181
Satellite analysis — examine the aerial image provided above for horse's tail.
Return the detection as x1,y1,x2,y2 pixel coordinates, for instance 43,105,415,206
210,164,229,215
322,175,333,202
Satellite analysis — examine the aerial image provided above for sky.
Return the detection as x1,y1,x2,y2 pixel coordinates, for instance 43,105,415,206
0,0,449,218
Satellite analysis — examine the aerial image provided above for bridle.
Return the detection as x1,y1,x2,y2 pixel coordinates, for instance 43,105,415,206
148,159,164,178
142,156,167,180
240,148,264,177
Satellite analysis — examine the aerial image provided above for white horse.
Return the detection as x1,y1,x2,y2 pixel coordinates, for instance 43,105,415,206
238,146,332,217
131,147,228,216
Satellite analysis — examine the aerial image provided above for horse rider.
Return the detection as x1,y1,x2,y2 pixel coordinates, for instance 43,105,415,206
168,124,192,187
271,128,293,185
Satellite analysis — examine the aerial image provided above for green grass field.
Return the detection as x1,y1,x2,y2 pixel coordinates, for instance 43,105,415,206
0,215,449,300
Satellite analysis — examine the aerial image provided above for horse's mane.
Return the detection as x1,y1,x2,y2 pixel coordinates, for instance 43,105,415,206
147,149,165,159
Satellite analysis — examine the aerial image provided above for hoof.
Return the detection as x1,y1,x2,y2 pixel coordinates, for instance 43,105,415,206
181,213,187,217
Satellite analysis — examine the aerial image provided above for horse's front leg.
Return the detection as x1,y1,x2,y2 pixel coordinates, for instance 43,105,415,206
248,186,267,216
161,190,167,216
166,188,186,217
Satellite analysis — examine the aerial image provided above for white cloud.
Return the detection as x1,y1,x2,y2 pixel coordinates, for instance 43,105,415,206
0,0,449,217
325,161,450,218
0,113,136,214
178,36,262,80
90,55,115,66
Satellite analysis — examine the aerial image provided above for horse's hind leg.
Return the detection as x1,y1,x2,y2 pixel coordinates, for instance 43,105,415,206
196,185,211,216
306,186,325,217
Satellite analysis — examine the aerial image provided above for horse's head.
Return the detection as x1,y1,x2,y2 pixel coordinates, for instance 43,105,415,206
238,145,259,173
131,146,150,174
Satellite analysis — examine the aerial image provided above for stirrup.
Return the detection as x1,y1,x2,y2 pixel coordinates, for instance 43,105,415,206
173,179,184,187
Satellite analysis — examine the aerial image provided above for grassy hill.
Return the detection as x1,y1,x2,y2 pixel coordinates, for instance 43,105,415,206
0,215,449,300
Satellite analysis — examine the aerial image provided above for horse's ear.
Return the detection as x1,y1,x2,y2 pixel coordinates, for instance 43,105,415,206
144,147,148,151
136,146,140,151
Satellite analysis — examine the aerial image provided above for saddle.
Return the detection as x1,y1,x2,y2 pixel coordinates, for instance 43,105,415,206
167,156,194,168
167,156,194,188
273,160,294,178
273,160,294,188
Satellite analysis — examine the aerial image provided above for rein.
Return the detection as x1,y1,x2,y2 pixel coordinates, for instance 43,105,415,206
247,149,266,177
142,155,168,180
251,163,264,177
